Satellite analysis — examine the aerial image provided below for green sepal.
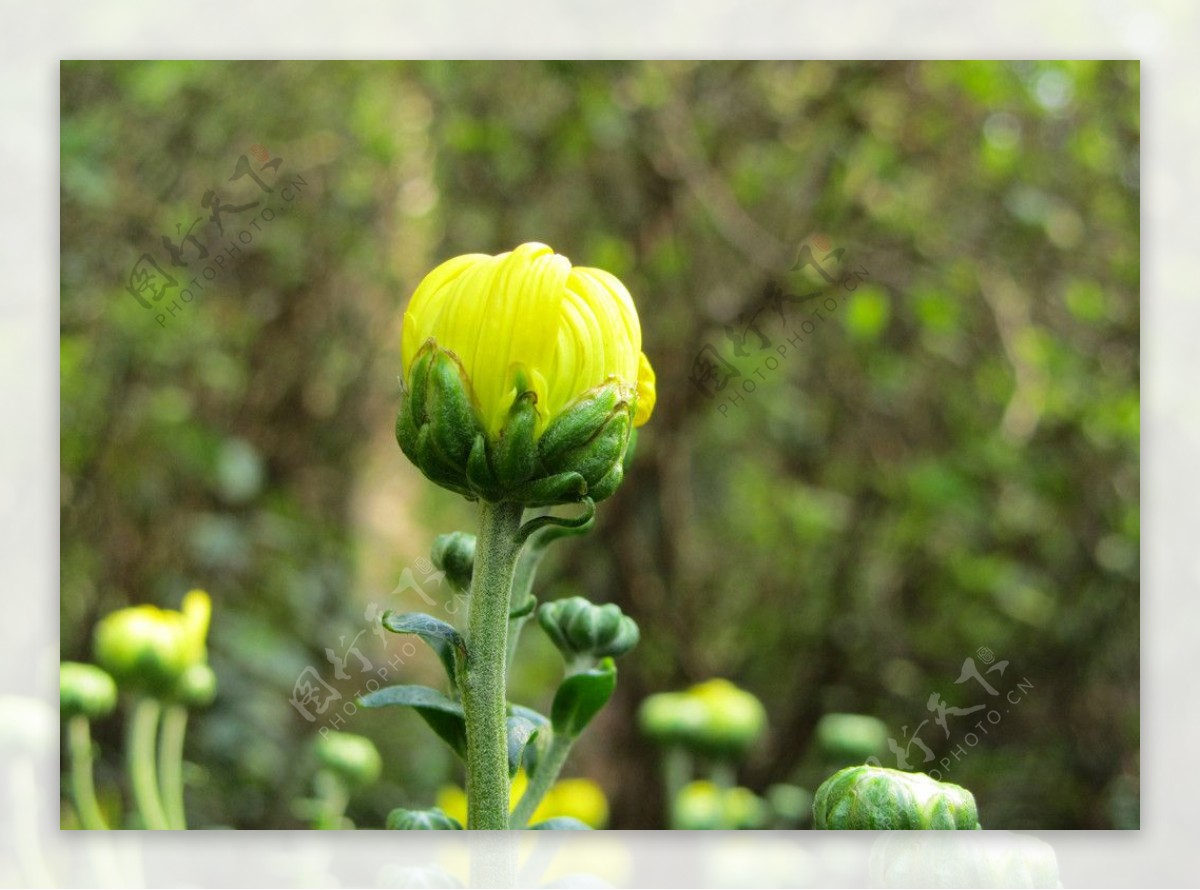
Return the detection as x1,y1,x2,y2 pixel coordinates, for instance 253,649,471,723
529,816,592,830
466,433,495,496
512,471,588,507
381,612,466,690
586,459,624,503
427,349,479,472
537,384,620,466
386,807,463,830
506,714,541,778
550,657,617,738
494,390,539,488
562,408,631,486
358,684,467,759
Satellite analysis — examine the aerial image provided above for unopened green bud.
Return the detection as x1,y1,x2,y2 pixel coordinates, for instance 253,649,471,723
386,807,462,830
314,731,382,789
431,531,475,591
672,780,726,830
815,713,889,763
813,765,981,830
537,596,640,662
686,679,767,760
175,663,217,708
59,662,117,720
638,691,709,747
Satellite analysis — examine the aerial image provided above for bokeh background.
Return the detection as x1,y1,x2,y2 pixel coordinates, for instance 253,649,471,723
60,60,1139,829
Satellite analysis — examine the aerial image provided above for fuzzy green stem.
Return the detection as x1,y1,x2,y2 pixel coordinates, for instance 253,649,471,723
157,704,189,830
509,732,574,828
127,698,170,830
67,715,108,830
462,499,525,830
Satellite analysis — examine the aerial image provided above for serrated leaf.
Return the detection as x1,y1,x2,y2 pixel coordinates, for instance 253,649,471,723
506,714,540,778
381,612,466,689
550,658,617,737
359,684,467,758
529,816,592,830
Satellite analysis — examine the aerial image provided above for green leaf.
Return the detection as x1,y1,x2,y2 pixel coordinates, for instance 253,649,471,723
359,684,467,758
530,816,592,830
506,714,540,778
550,657,617,737
508,704,550,775
381,612,466,689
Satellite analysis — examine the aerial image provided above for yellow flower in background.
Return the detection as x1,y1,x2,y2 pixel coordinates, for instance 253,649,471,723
402,242,655,437
397,242,656,505
93,590,212,697
435,771,609,829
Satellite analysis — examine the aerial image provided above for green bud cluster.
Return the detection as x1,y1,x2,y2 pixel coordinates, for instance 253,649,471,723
314,731,383,789
812,765,981,830
537,596,640,662
431,530,475,591
639,679,767,761
397,343,635,506
386,807,462,830
60,662,118,720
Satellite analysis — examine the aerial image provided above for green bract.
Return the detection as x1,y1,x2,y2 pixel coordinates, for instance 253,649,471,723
59,662,118,720
176,663,218,709
314,731,383,789
812,765,981,830
396,343,635,506
538,596,640,661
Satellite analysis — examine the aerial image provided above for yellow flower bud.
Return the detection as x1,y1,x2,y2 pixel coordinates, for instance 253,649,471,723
398,243,656,506
92,590,213,698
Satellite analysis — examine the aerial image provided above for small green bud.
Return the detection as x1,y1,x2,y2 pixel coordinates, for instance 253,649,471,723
637,691,709,747
431,531,476,591
815,713,890,764
314,731,382,789
686,679,767,760
386,807,462,830
59,662,117,720
813,765,981,830
175,663,217,708
537,596,640,662
672,780,726,830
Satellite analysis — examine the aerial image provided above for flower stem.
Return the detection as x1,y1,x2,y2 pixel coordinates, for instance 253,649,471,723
67,715,108,830
663,745,692,828
128,698,170,830
509,732,573,828
462,499,524,830
157,703,189,830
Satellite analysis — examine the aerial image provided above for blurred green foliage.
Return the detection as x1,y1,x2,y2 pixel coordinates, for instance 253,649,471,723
60,61,1138,829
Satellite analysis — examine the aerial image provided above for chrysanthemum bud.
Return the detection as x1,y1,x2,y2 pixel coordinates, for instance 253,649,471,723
638,679,766,761
813,765,981,830
314,731,382,789
59,662,118,720
92,590,212,697
537,596,640,662
386,807,462,830
176,663,217,708
398,243,656,506
815,712,889,764
431,531,475,591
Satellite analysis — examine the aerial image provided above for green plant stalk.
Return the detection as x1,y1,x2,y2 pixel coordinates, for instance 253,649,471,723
663,745,692,828
509,732,574,828
311,769,350,830
67,715,108,830
462,500,524,830
157,703,189,830
127,698,170,830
